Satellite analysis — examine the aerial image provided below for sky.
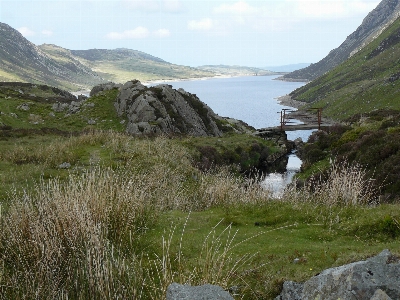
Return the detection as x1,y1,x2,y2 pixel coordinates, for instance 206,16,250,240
0,0,381,67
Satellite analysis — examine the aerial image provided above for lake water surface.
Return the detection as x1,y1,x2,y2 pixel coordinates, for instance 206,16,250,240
162,75,312,196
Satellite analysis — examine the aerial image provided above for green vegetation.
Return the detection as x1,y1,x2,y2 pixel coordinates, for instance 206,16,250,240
0,130,399,299
291,17,400,120
0,87,124,132
297,110,400,200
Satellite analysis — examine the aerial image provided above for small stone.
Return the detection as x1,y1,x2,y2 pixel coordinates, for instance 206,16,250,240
58,162,71,169
293,258,300,264
49,112,55,117
17,103,30,111
166,283,233,300
88,119,96,125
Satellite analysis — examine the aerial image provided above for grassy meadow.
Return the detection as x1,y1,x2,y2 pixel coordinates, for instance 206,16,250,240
0,130,399,299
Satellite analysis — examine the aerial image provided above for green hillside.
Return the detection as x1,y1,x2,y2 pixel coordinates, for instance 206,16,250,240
291,16,400,120
69,48,216,83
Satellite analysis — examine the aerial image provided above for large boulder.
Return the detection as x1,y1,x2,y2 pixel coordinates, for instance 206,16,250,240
166,283,234,300
114,80,225,136
276,249,400,300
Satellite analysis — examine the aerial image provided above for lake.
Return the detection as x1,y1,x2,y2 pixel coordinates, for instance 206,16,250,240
161,75,312,197
164,75,303,129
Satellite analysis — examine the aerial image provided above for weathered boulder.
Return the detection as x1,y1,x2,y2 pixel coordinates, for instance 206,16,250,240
114,80,225,136
166,283,234,300
90,82,122,97
276,249,400,300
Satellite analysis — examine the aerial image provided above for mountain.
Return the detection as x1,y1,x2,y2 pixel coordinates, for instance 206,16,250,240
65,48,215,84
0,22,215,92
289,15,400,120
263,63,311,73
282,0,400,81
196,65,280,76
0,23,104,91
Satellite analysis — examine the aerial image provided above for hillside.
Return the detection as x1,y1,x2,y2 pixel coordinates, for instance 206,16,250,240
0,23,217,92
0,23,104,91
196,65,280,76
67,48,216,83
289,15,400,120
282,0,400,81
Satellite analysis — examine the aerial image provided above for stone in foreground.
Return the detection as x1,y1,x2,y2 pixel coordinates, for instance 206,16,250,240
166,283,234,300
276,249,400,300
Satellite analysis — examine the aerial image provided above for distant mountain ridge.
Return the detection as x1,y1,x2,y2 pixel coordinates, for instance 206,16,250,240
282,0,400,81
0,22,215,91
290,14,400,120
0,23,103,91
196,65,280,76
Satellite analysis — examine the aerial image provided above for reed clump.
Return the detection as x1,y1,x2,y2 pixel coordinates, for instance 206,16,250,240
0,131,271,299
283,160,380,206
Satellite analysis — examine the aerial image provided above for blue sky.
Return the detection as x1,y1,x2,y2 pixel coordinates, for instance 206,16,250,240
0,0,380,67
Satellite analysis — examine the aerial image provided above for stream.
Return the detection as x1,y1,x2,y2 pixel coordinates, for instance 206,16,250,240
261,129,315,198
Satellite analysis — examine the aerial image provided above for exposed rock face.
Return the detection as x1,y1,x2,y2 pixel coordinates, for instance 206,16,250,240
276,249,400,300
114,80,225,136
282,0,400,81
166,283,234,300
89,82,122,97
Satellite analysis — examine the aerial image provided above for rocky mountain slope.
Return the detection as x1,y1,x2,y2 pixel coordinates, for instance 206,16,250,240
0,23,104,91
289,14,400,120
0,22,216,92
282,0,400,81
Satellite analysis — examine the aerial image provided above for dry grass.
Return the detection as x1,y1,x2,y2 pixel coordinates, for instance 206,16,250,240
0,131,272,299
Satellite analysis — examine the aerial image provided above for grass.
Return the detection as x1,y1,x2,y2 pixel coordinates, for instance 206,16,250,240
0,88,123,131
0,130,399,299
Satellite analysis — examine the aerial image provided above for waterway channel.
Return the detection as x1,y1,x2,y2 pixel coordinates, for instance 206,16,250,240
158,75,312,195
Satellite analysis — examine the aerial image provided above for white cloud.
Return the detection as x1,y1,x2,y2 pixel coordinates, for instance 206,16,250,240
41,30,53,37
188,18,214,31
153,28,171,38
17,27,35,37
106,27,149,39
124,0,184,13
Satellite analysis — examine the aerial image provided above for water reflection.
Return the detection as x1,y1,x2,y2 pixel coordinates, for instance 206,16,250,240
262,153,302,198
262,129,314,198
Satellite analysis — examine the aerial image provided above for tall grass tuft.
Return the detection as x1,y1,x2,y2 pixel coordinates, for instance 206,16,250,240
0,131,272,299
283,160,380,206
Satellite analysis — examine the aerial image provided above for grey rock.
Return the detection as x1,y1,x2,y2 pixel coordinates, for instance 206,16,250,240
87,119,96,125
166,283,234,300
371,289,392,300
85,102,95,108
10,113,18,118
275,281,303,300
276,250,400,300
113,80,224,137
17,103,30,111
90,82,122,97
52,102,69,112
77,94,88,101
49,112,56,117
58,162,71,169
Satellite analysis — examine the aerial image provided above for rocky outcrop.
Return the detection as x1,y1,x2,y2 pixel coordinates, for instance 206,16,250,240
113,80,229,136
89,82,122,97
276,249,400,300
166,283,234,300
282,0,400,81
